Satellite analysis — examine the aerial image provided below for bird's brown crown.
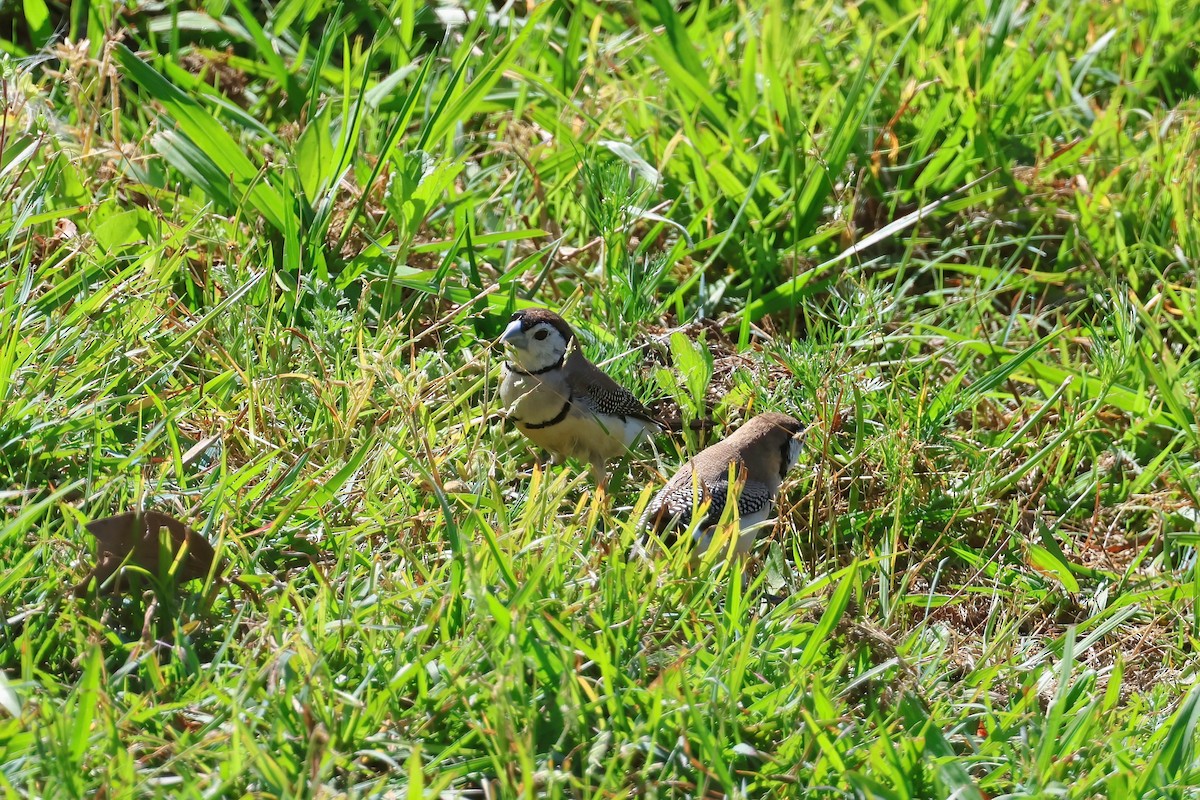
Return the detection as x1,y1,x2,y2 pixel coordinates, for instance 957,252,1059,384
735,411,804,443
509,308,576,343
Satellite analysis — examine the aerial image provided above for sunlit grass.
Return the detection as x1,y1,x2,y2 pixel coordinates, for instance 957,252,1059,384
2,0,1200,796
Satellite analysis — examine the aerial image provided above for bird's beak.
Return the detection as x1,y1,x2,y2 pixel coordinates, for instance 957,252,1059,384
500,319,525,347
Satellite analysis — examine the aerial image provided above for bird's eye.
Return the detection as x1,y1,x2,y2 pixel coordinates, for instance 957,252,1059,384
533,330,549,341
510,312,521,321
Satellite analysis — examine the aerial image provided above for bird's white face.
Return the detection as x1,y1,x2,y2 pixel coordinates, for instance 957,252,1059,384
501,318,570,373
784,435,803,474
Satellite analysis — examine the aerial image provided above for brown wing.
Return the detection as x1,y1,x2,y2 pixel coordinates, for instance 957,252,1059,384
566,355,664,428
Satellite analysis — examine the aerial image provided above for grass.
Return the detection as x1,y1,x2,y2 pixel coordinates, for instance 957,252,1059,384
3,0,1200,795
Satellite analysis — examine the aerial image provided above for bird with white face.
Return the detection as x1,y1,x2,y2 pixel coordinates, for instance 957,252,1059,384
639,412,805,559
499,308,664,486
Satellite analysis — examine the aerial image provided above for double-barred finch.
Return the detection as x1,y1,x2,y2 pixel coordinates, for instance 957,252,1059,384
640,412,805,558
499,308,665,485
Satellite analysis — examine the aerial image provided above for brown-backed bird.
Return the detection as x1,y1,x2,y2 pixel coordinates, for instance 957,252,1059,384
640,412,804,557
499,308,663,485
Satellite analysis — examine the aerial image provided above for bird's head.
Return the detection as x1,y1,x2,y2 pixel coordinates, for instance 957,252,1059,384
501,308,576,373
738,412,806,481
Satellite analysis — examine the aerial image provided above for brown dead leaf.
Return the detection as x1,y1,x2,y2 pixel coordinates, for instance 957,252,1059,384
74,511,219,597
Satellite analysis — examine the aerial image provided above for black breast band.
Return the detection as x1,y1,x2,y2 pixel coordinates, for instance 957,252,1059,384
518,400,572,430
507,358,563,377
